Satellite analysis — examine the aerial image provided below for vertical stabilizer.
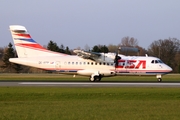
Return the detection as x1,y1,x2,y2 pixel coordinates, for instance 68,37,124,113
9,25,66,58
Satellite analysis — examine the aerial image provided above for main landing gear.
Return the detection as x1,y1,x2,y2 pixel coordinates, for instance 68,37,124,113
89,76,101,82
89,71,102,82
156,74,162,82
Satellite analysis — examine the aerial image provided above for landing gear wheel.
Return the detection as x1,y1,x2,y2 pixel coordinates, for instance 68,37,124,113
94,76,101,82
89,77,94,82
89,75,101,82
157,78,162,82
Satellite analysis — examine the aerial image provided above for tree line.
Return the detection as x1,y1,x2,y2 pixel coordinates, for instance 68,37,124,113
0,37,180,73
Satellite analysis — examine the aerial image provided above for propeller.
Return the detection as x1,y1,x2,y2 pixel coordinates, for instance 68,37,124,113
114,53,121,67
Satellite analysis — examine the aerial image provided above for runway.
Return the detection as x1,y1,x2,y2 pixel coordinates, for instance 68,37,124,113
1,81,180,87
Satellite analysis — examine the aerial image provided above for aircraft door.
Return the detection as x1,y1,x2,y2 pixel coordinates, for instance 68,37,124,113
55,61,61,71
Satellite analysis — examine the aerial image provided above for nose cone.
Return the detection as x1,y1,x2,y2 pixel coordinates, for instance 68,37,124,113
167,65,173,72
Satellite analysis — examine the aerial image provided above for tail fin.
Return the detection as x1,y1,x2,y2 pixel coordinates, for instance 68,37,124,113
9,25,66,58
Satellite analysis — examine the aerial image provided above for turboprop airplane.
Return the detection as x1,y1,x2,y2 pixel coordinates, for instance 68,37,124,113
9,25,172,82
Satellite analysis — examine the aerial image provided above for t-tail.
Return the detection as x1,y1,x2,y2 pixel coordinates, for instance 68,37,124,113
9,25,67,58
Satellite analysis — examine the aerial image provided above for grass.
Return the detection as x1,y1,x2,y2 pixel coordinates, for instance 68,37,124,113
0,73,179,81
0,74,180,119
0,87,180,120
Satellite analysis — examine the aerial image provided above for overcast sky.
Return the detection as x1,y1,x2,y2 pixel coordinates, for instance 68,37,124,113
1,0,180,50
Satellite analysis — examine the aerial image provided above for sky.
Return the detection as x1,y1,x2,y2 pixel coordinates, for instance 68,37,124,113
1,0,180,50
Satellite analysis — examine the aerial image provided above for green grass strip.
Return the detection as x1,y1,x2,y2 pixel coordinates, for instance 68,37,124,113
0,87,180,120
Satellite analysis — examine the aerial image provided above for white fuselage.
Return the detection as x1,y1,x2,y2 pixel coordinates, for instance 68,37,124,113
9,55,172,77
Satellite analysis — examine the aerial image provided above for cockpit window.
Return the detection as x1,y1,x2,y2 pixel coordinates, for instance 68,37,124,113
151,60,164,64
151,60,154,63
158,60,163,63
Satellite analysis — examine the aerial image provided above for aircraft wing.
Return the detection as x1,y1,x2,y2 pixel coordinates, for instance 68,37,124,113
73,50,103,62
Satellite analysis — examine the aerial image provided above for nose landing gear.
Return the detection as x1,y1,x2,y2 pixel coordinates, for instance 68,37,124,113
156,75,162,82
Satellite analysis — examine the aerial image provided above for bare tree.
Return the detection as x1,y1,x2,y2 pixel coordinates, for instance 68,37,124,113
117,37,139,55
107,44,118,53
120,36,138,47
174,51,180,73
136,46,148,56
84,44,90,51
0,47,4,60
148,38,180,71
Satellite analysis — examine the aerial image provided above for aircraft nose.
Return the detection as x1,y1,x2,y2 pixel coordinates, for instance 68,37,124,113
167,66,173,72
